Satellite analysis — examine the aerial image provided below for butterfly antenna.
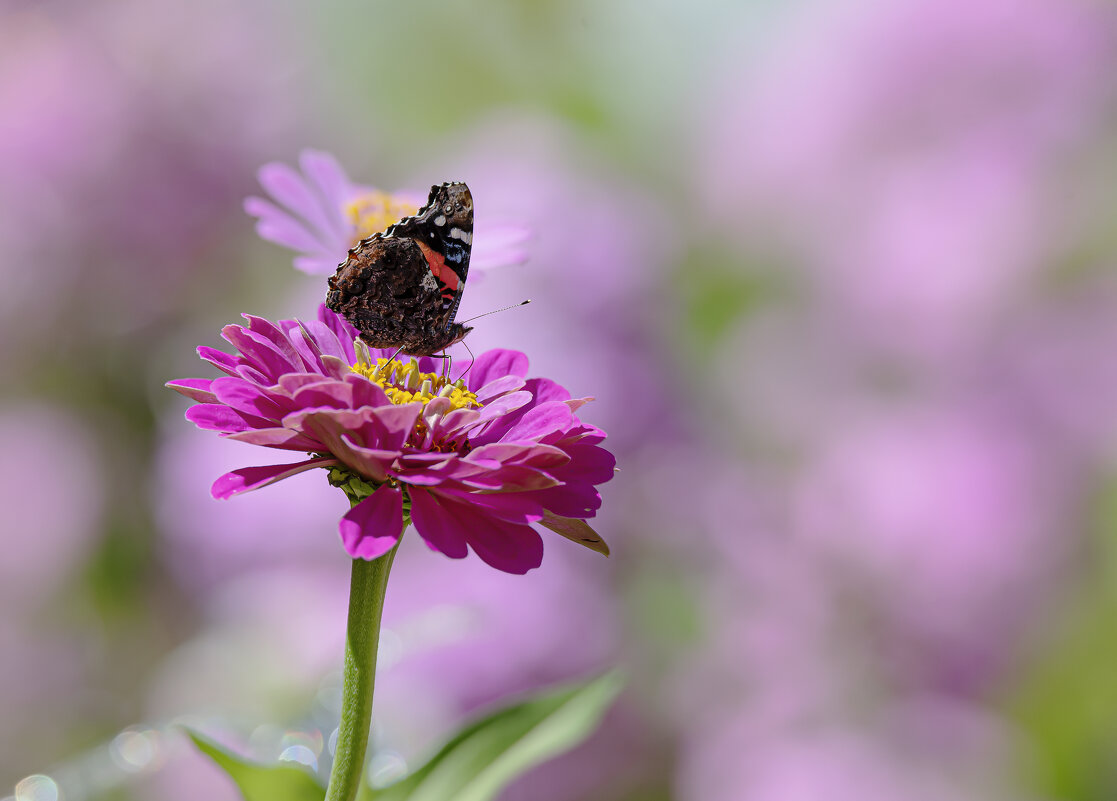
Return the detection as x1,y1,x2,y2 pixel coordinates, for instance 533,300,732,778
458,299,531,325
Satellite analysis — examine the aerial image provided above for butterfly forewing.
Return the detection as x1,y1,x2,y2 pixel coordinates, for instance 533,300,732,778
326,182,474,356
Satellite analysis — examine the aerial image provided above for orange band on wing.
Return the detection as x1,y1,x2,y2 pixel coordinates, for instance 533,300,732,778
416,240,460,294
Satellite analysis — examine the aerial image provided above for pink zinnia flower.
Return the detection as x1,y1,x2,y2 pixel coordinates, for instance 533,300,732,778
166,305,613,574
244,149,530,275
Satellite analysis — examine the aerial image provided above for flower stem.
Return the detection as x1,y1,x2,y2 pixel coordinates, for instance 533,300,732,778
324,548,398,801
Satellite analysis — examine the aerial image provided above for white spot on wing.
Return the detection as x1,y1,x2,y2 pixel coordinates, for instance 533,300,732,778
434,215,446,226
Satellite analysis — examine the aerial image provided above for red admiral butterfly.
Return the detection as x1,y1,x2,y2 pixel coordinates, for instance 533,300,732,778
327,182,474,356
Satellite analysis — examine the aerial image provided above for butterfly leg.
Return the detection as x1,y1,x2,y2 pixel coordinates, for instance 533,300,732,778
430,352,451,381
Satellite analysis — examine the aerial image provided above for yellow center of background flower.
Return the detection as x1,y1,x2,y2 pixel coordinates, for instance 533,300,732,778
344,191,420,241
350,357,481,412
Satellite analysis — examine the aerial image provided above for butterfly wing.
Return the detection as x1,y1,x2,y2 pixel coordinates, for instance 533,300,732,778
385,182,474,333
326,182,474,355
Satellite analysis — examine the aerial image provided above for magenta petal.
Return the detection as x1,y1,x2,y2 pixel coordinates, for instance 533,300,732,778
500,401,575,442
339,484,403,559
293,411,392,481
166,378,217,403
408,489,469,558
301,319,350,363
291,380,353,410
197,346,240,376
212,377,287,420
364,403,424,451
562,443,617,484
338,435,402,483
212,457,337,499
318,305,360,359
532,482,602,518
467,515,544,575
225,428,323,450
475,375,526,403
467,349,529,392
460,464,560,492
436,487,545,525
222,325,299,380
523,377,572,405
243,315,304,367
186,403,272,433
475,391,533,424
278,373,333,394
344,374,392,408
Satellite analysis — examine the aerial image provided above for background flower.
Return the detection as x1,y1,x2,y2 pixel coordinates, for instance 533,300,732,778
245,149,530,276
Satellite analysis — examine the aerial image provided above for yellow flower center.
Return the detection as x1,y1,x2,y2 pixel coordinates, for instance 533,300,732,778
344,191,420,242
350,357,481,412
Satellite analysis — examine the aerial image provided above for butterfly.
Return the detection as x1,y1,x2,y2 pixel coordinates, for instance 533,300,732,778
327,182,474,356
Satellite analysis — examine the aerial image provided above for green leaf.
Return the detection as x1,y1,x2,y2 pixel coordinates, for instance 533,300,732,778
185,729,326,801
364,672,624,801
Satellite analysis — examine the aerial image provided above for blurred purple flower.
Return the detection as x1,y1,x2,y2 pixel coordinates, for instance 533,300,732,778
245,149,530,275
0,404,105,608
0,403,105,776
168,305,613,573
0,1,303,345
679,721,1012,801
791,406,1071,695
700,0,1116,362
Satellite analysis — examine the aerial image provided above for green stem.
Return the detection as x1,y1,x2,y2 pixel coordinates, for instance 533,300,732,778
324,548,398,801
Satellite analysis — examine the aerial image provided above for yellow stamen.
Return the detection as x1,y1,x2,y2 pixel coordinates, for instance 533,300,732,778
351,357,481,413
344,191,420,241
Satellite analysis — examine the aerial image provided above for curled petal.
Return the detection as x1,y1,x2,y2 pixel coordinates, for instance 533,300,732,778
278,372,335,395
212,377,287,421
197,346,240,376
212,457,338,499
318,303,360,360
243,314,305,367
459,464,560,492
539,511,610,557
499,401,575,443
339,484,404,559
224,427,323,451
338,434,404,483
475,374,527,404
467,442,570,469
165,378,217,403
222,325,300,380
186,403,272,433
